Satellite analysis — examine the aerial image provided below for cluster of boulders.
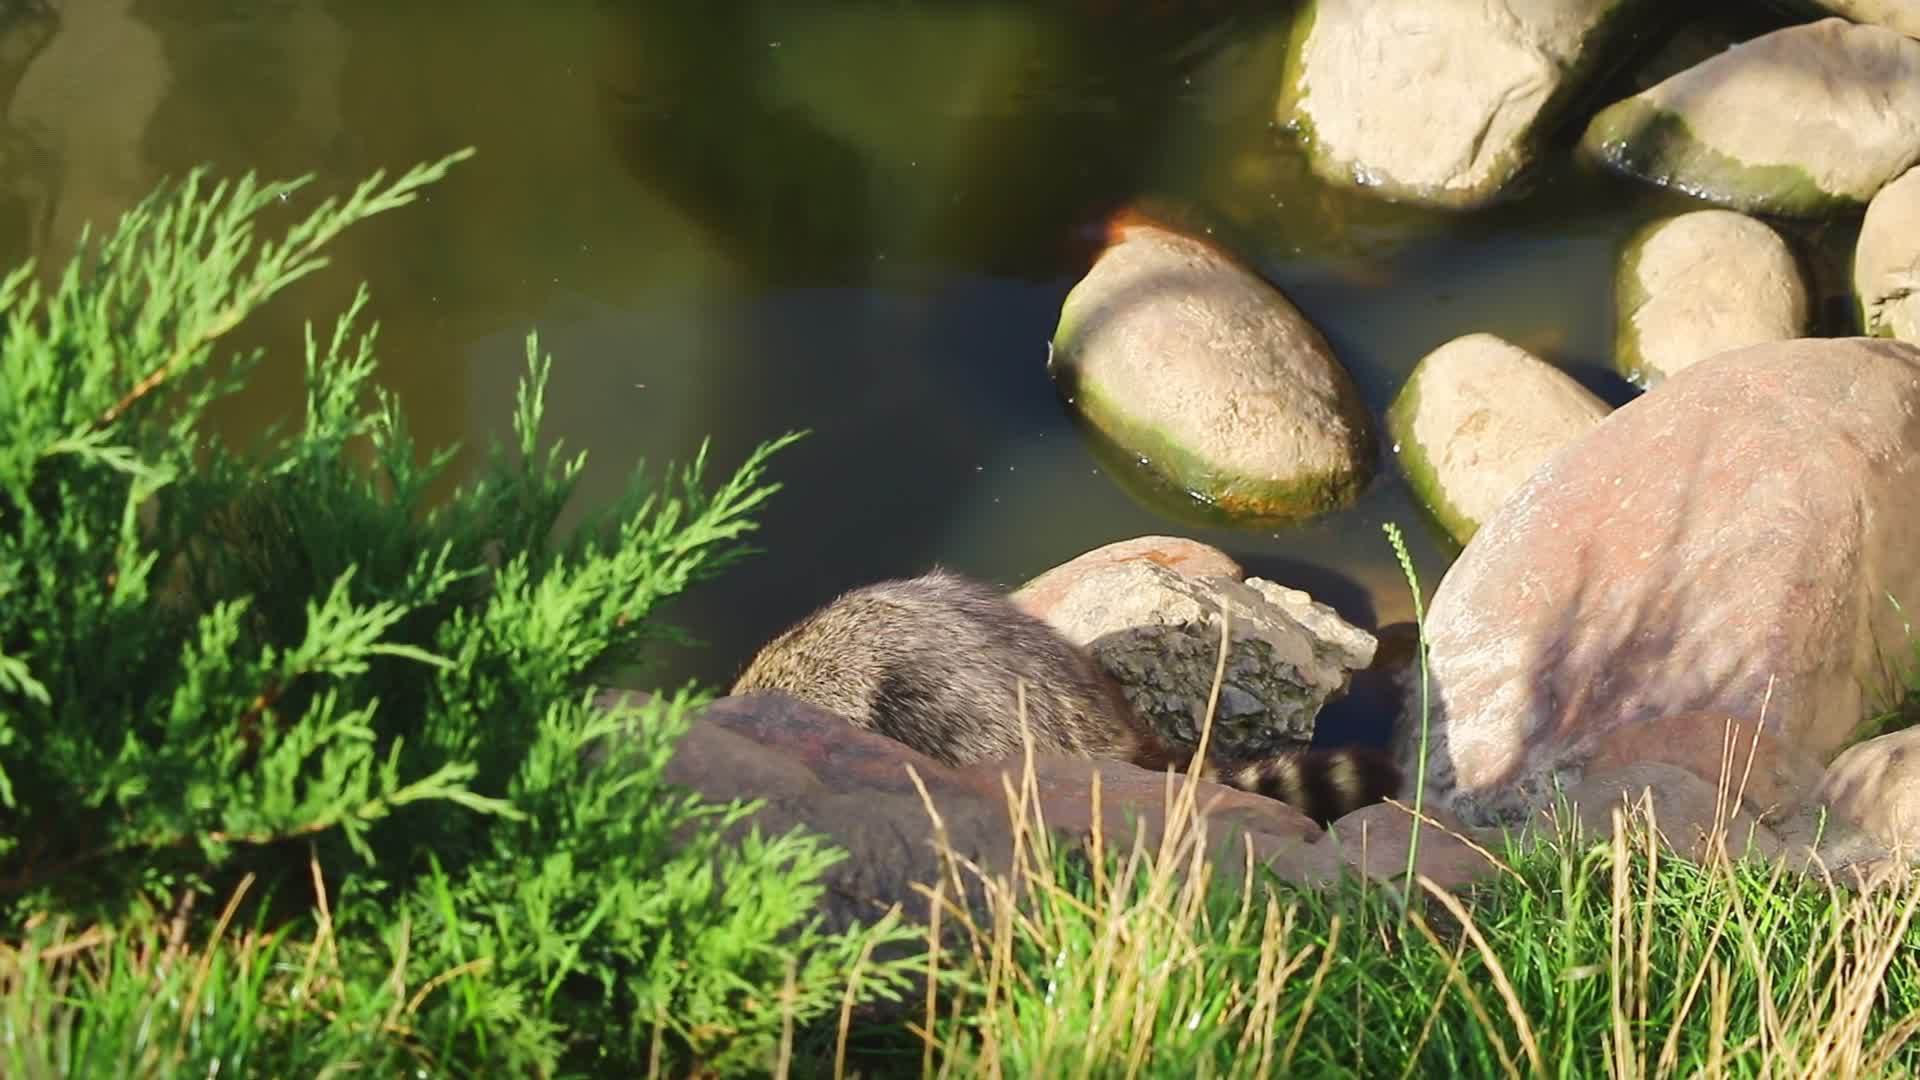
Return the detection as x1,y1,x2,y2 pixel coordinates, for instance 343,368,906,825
632,5,1920,927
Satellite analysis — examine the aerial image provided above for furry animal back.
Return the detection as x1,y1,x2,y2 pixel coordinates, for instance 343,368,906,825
731,569,1399,822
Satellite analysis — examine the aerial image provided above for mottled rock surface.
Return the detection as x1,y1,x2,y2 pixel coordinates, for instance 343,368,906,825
1280,0,1645,208
1616,210,1809,386
1856,165,1920,343
1407,337,1920,826
1582,18,1920,216
1388,333,1610,545
1034,559,1376,758
1049,215,1374,521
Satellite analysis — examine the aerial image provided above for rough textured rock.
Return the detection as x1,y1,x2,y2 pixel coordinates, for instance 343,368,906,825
1814,725,1920,858
1408,337,1920,827
1326,802,1502,891
1035,559,1377,758
1387,333,1610,546
1581,18,1920,216
1012,535,1243,621
625,690,1341,933
1616,210,1810,386
1856,165,1920,343
1810,0,1920,39
1279,0,1645,208
1048,214,1374,521
1582,712,1822,823
1534,763,1785,863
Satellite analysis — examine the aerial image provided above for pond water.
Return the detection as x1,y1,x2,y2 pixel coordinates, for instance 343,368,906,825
0,1,1867,736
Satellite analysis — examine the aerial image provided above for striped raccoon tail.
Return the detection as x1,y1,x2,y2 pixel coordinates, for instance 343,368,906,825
1211,747,1403,824
1129,735,1401,824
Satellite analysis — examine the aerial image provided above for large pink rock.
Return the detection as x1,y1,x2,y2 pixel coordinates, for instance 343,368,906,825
1410,337,1920,825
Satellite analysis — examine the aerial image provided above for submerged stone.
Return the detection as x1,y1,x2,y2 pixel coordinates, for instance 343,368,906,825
1049,214,1374,521
1581,18,1920,216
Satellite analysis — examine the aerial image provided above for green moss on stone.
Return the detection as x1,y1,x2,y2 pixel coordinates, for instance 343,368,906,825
1581,98,1857,218
1612,219,1659,387
1069,370,1372,521
1385,368,1480,547
1275,0,1318,136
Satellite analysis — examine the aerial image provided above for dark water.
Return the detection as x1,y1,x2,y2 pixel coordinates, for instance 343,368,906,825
0,1,1863,727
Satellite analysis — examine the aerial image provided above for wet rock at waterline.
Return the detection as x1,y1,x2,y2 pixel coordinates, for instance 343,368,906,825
1810,0,1920,39
1278,0,1645,209
1615,211,1809,387
1387,334,1609,546
1856,165,1920,343
1016,559,1376,760
1048,216,1374,522
1581,19,1920,216
1406,337,1920,828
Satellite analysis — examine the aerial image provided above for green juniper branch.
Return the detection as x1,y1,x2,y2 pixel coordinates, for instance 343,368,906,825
0,153,916,1076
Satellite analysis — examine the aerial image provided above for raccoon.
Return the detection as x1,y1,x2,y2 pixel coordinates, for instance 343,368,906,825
731,568,1400,823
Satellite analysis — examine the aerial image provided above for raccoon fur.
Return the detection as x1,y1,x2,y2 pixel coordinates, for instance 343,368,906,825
731,568,1399,823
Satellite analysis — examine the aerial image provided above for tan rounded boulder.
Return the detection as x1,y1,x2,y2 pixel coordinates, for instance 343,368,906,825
1387,333,1610,546
1581,18,1920,216
1406,337,1920,826
1049,214,1375,522
1856,165,1920,343
1615,210,1809,387
1279,0,1646,208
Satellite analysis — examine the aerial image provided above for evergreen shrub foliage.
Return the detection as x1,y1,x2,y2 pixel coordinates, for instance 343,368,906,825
0,150,914,1076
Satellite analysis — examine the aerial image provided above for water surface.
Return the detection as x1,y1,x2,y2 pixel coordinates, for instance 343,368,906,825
0,2,1861,734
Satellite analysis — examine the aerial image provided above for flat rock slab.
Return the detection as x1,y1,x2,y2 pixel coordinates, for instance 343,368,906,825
1280,0,1645,208
1408,337,1920,826
1388,333,1609,546
645,691,1339,934
1857,165,1920,344
1582,18,1920,216
1049,214,1374,522
1616,210,1809,387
